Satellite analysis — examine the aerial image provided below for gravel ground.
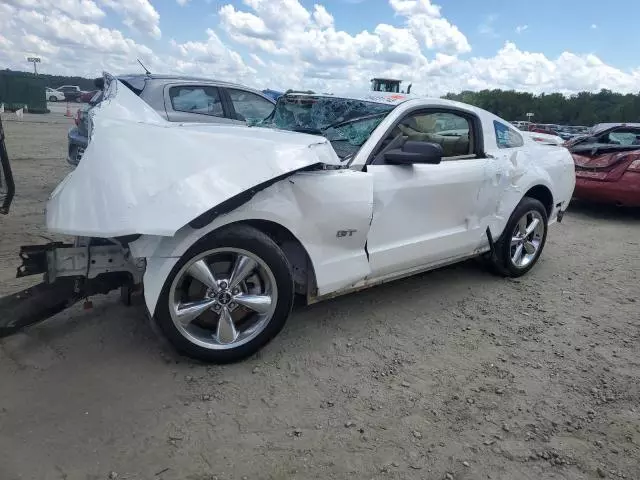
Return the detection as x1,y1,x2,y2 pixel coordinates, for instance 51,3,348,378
0,111,639,480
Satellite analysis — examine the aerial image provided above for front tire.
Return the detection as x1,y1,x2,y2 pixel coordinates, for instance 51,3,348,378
154,225,294,363
490,197,548,277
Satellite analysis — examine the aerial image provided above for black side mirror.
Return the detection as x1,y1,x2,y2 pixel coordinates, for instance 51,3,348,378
384,141,443,165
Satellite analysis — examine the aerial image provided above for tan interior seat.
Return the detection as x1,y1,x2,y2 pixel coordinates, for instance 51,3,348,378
397,124,470,157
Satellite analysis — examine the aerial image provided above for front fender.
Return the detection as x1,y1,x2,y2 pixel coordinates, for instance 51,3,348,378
131,169,374,316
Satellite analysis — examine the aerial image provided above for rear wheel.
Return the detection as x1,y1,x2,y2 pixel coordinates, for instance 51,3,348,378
490,197,548,277
154,225,294,363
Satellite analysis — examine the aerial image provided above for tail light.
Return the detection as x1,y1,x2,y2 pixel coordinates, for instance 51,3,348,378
627,159,640,172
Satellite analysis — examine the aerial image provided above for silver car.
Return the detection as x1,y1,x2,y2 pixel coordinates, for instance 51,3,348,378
67,74,276,165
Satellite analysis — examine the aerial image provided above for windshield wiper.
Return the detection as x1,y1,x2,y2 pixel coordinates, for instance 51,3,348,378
291,127,323,134
321,111,389,131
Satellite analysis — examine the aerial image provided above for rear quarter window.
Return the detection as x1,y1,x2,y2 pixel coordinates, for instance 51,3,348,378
494,121,524,148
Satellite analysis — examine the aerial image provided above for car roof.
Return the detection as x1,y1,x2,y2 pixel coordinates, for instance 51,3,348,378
280,91,492,117
117,73,256,90
282,90,425,106
112,73,271,100
591,122,640,135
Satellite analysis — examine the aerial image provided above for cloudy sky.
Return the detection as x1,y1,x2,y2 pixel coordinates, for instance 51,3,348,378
1,0,639,96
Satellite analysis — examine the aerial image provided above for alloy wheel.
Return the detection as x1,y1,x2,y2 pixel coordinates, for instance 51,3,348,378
168,247,277,350
510,210,545,268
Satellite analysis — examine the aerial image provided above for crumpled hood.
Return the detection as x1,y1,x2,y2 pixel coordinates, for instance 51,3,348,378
46,77,341,237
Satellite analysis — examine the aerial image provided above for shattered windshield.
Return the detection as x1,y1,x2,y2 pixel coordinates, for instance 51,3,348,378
257,95,394,158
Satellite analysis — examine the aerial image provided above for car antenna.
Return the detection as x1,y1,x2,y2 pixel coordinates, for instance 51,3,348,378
137,59,151,75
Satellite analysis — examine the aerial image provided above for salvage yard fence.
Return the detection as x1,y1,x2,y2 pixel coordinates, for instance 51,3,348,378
0,71,48,114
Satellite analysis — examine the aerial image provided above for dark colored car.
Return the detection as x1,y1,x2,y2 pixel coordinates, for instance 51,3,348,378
67,74,276,166
79,90,99,103
568,123,640,207
56,85,83,102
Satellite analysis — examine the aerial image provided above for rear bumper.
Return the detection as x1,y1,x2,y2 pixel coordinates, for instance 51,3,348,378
67,127,88,166
573,173,640,207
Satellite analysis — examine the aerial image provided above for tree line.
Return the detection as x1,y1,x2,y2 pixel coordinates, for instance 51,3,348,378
1,69,96,91
4,68,640,125
442,89,640,126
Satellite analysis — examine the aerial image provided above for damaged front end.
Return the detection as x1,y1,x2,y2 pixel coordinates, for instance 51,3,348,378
0,238,145,336
1,72,344,336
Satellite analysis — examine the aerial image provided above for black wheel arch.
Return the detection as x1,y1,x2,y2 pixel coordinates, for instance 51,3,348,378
524,185,553,218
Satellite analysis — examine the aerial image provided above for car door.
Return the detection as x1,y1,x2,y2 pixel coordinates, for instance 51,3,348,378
163,84,237,124
365,108,493,278
224,87,276,125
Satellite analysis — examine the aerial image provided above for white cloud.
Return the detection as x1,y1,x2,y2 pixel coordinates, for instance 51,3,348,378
168,29,256,82
313,5,334,29
515,24,528,34
99,0,161,38
390,0,470,53
3,0,105,21
249,53,266,66
0,0,638,99
591,24,598,29
177,0,189,5
478,14,498,38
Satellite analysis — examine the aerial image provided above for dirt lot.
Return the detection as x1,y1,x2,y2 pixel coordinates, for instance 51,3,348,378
0,111,639,480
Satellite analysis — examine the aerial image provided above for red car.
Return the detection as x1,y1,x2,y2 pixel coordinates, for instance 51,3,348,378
79,89,99,103
568,123,640,207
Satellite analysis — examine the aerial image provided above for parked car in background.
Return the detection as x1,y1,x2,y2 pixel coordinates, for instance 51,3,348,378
79,89,99,103
45,88,65,102
262,89,284,101
67,74,276,165
56,85,83,102
523,130,565,146
568,123,640,207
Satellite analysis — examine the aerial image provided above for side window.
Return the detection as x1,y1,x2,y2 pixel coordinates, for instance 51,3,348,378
227,88,274,122
169,86,224,117
494,121,524,148
606,129,640,145
383,111,472,159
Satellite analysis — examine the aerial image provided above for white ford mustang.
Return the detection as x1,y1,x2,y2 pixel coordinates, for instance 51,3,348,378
0,74,576,363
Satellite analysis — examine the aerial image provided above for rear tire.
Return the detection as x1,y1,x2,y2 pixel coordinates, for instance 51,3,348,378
154,225,294,363
489,197,548,277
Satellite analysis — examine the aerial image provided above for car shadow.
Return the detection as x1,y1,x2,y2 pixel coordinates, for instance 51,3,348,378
8,258,497,367
568,200,640,222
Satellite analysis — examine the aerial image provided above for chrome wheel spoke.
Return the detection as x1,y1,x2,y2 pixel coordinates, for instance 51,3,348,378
216,307,238,344
233,294,272,314
511,243,524,264
175,298,218,326
524,241,536,255
229,254,258,289
170,247,278,351
187,259,219,291
525,218,540,237
511,236,521,246
517,216,528,235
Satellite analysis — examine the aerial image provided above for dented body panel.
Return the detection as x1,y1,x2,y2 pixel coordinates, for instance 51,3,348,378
45,79,341,237
133,169,374,314
34,75,575,320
